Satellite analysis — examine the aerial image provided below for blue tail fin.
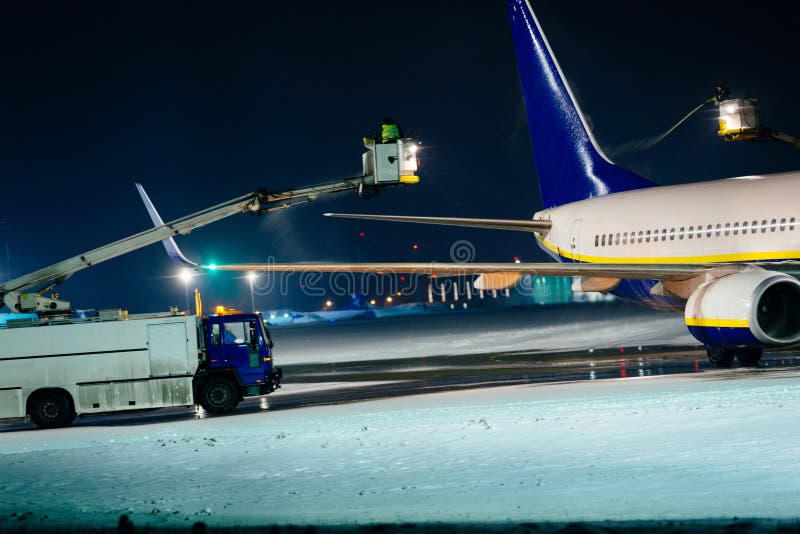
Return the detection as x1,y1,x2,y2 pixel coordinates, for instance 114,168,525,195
507,0,655,208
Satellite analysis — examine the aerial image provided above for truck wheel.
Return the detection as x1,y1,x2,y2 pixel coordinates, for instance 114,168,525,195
199,377,239,414
29,391,74,429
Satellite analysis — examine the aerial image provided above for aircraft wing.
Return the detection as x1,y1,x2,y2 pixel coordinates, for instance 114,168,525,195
208,261,707,280
204,261,800,294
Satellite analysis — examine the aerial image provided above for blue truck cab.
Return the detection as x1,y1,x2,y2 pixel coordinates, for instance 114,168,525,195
195,311,282,414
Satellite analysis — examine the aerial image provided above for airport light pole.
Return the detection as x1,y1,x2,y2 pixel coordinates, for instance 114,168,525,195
247,271,257,312
179,268,192,313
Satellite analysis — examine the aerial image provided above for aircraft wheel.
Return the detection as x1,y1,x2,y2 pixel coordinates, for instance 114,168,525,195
199,377,239,414
706,347,735,368
735,348,763,367
29,390,75,429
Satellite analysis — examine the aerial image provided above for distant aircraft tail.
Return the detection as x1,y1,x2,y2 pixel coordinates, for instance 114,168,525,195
344,293,371,310
507,0,655,208
135,183,198,268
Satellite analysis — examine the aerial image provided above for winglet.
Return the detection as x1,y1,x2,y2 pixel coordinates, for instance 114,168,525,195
135,183,199,268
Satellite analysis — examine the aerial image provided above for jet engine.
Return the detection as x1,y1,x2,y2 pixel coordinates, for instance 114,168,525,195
685,269,800,348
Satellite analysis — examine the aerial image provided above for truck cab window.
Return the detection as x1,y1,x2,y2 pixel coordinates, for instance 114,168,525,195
211,324,221,346
223,322,248,344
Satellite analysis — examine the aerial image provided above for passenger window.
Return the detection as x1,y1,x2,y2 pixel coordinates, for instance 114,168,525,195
210,324,220,346
715,224,721,237
661,228,667,241
791,217,797,231
724,223,730,236
687,226,694,239
733,222,739,235
669,228,675,241
761,220,768,233
770,218,777,232
602,234,606,246
678,227,685,240
780,218,786,231
753,220,759,232
637,231,643,243
706,224,713,237
595,235,599,247
742,221,748,234
615,233,620,245
623,232,628,244
645,230,651,242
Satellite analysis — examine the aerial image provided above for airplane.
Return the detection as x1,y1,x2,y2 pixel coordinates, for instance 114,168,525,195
144,0,800,369
265,294,377,326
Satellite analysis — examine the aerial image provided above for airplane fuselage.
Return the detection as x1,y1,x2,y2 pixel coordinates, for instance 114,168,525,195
535,171,800,310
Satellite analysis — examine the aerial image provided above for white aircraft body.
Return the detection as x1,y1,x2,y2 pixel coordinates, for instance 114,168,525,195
150,0,800,368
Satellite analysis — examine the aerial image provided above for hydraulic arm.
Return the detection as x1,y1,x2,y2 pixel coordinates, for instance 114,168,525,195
1,137,420,313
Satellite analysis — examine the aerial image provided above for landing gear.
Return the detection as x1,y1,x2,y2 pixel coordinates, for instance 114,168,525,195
706,347,735,368
735,348,763,367
705,347,763,367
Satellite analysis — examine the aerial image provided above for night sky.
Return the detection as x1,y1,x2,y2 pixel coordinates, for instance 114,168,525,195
2,1,799,313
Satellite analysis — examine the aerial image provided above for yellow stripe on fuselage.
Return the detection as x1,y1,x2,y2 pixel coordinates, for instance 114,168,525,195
536,235,800,264
684,317,749,328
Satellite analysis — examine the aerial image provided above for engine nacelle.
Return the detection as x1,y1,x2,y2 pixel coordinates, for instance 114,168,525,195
685,269,800,348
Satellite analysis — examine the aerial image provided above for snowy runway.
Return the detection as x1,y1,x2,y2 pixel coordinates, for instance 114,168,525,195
3,369,800,529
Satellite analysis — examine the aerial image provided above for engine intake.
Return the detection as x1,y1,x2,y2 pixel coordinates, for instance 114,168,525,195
685,269,800,348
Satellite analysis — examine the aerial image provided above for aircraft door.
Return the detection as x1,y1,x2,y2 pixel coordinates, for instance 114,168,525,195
569,219,582,263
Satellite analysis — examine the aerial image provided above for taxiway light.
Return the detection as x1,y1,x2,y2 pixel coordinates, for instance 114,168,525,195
386,296,393,303
179,268,193,283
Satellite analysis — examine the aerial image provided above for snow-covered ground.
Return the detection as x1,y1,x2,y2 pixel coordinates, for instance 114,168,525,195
271,303,696,365
3,369,800,529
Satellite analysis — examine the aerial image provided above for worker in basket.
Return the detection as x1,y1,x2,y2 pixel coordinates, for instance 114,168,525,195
380,117,403,143
714,83,731,103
